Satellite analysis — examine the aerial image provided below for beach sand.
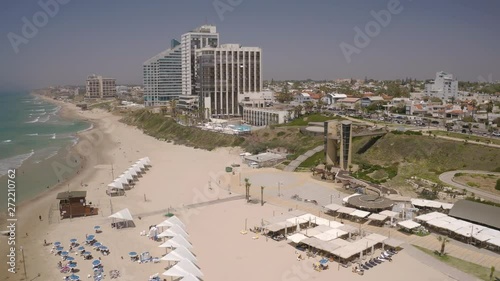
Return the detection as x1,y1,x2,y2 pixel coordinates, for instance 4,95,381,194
0,98,460,281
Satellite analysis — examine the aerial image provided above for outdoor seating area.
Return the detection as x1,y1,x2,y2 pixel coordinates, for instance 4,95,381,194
258,210,404,273
106,157,151,196
136,215,203,281
49,226,120,281
108,208,135,229
324,203,395,225
413,211,500,250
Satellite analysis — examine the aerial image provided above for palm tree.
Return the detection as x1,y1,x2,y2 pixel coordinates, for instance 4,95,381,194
244,178,251,202
437,236,449,256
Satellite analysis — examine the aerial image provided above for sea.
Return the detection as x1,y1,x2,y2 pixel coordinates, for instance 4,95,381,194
0,91,91,211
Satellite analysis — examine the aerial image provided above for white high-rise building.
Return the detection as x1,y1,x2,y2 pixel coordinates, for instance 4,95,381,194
143,40,182,107
425,71,458,100
85,74,116,99
197,44,262,118
181,25,219,97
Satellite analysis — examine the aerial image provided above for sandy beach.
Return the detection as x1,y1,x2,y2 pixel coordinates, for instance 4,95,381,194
0,98,477,281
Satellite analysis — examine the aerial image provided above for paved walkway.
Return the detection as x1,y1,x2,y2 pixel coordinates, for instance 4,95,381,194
284,145,323,172
439,170,500,203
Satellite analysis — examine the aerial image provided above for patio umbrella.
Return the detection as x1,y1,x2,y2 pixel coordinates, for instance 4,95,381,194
92,260,101,266
93,242,102,248
94,226,101,230
61,251,69,256
160,247,197,264
54,242,61,246
86,235,95,241
69,274,80,280
83,251,91,257
68,263,77,269
128,251,138,257
56,246,64,251
77,246,85,252
66,256,75,261
99,246,108,251
70,238,77,244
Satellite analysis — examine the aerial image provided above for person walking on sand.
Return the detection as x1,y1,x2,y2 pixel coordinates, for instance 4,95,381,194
39,215,42,221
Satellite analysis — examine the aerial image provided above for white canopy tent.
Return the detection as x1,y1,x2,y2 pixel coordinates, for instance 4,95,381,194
160,247,197,263
174,260,203,278
179,274,200,281
323,203,343,212
414,212,447,223
121,172,134,182
314,229,348,241
397,220,421,230
140,157,152,167
159,239,193,250
107,181,123,190
287,233,308,244
108,208,135,228
130,164,142,174
350,210,370,218
134,161,146,171
368,213,388,221
337,207,356,216
167,216,186,228
158,229,181,238
127,168,139,178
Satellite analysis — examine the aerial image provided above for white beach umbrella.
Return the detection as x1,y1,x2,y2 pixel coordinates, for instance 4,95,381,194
169,235,192,248
160,248,197,263
162,266,188,278
169,225,189,238
115,177,128,185
180,274,200,281
127,168,138,176
167,216,186,228
141,157,151,166
159,239,192,249
158,229,181,238
175,260,203,278
130,164,142,174
107,181,123,189
121,172,133,181
135,161,146,170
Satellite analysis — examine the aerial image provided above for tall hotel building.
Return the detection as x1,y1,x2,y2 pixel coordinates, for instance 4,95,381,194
143,40,182,106
197,44,262,118
85,74,116,99
181,25,219,96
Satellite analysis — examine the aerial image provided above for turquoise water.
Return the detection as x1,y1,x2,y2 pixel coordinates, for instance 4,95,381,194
0,91,90,209
233,125,251,132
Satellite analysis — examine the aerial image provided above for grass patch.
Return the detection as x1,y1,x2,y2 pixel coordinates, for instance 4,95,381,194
413,245,496,281
299,151,325,168
352,133,500,188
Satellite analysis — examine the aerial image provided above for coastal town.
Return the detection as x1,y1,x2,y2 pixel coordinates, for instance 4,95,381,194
1,3,500,281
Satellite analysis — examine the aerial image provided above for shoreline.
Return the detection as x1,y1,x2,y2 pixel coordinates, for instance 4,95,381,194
0,94,109,279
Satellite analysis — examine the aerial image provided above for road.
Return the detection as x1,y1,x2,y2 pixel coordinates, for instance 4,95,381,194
439,170,500,203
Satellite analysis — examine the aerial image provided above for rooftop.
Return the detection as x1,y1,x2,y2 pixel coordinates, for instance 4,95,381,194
56,191,87,200
347,194,394,211
448,200,500,230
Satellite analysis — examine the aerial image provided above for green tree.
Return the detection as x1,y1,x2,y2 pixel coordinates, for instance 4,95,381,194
169,99,178,118
244,178,251,202
490,266,496,281
437,236,449,256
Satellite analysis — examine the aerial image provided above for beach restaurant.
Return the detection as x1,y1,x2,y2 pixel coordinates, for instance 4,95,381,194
57,191,98,219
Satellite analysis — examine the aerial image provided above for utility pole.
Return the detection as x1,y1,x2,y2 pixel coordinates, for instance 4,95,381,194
111,164,114,180
261,186,265,206
20,246,27,280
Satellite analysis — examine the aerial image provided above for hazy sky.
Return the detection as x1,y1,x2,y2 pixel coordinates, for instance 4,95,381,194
1,0,499,90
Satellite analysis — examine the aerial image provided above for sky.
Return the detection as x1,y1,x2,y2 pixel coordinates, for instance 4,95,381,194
0,0,499,90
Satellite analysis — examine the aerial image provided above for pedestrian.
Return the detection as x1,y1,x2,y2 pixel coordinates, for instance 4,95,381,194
39,215,42,221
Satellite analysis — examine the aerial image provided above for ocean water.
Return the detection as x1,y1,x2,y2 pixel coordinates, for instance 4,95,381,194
0,91,91,210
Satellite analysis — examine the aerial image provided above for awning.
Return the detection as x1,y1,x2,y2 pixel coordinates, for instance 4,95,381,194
364,233,387,244
287,233,308,244
383,238,404,248
108,208,133,221
368,213,388,221
351,210,370,218
397,220,420,230
324,203,343,212
337,207,356,215
379,210,399,218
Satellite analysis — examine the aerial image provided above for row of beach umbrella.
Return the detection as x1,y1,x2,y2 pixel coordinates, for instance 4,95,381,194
154,216,203,280
107,157,151,190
